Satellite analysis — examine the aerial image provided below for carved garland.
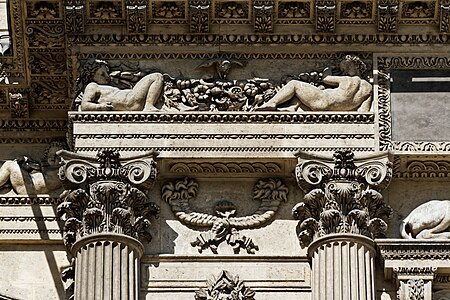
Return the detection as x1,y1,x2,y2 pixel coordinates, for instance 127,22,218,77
161,177,288,254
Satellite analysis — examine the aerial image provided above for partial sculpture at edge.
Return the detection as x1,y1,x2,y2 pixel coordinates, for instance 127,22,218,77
0,141,66,196
78,59,164,111
400,200,450,239
255,55,372,112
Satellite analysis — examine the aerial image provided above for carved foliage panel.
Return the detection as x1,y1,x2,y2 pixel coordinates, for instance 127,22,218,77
337,0,375,24
276,0,313,24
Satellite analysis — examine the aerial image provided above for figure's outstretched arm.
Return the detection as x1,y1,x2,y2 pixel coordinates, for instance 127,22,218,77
322,75,345,86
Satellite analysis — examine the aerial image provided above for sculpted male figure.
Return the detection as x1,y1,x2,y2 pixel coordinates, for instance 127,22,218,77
0,142,65,196
256,55,372,112
79,59,164,111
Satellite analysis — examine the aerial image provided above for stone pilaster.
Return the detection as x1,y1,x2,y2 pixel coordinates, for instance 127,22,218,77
293,150,393,300
57,149,159,300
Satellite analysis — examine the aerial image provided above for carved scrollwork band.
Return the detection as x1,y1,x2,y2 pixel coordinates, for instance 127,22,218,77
293,150,393,247
169,162,282,174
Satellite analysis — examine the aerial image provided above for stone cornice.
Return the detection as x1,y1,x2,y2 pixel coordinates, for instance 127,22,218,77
377,239,450,260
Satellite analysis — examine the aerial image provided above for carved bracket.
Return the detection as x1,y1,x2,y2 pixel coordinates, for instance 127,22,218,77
161,177,288,254
378,0,399,32
254,0,274,33
189,0,210,33
293,150,393,247
126,0,148,33
316,0,336,33
57,149,160,249
65,0,85,34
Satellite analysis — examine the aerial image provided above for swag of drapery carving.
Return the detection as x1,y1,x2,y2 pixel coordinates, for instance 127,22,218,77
293,150,393,248
56,149,160,249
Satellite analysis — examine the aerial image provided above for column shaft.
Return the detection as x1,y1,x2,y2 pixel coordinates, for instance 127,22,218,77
309,234,376,300
72,234,143,300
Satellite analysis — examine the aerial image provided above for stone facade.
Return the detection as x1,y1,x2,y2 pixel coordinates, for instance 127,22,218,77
1,1,450,299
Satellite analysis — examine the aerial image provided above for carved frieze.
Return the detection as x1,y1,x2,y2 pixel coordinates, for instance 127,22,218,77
337,0,375,24
26,0,62,20
152,1,187,24
195,270,256,300
57,149,160,249
87,0,125,24
169,162,282,175
293,150,392,247
161,177,288,254
399,0,438,24
276,0,313,24
26,24,65,48
30,77,68,108
214,0,250,24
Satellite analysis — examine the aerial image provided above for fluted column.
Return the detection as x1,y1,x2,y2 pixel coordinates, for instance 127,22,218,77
293,150,393,300
309,234,376,300
57,150,159,300
72,234,143,299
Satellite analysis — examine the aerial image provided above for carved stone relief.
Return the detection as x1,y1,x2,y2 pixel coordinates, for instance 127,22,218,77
293,150,392,247
378,0,399,32
74,55,372,112
0,140,67,196
276,0,313,24
254,0,274,33
195,270,255,300
161,177,288,253
315,0,336,32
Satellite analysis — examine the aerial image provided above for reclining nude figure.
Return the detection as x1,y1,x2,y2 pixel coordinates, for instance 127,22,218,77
400,200,450,239
79,59,164,111
256,55,372,112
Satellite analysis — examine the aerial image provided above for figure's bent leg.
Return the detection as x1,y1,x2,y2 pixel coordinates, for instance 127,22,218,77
126,73,164,111
255,81,298,110
144,73,164,111
0,161,29,195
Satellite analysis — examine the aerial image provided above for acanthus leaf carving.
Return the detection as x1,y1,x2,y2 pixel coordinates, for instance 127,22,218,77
126,0,147,33
254,0,274,33
161,177,288,254
189,0,210,32
57,149,160,249
293,150,392,248
440,0,450,32
315,0,336,33
378,0,398,32
64,0,85,34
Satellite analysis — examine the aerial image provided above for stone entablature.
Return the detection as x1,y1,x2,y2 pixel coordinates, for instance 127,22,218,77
69,112,376,158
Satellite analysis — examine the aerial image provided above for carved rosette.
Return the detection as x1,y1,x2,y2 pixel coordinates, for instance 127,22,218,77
315,0,336,33
293,150,393,248
378,0,398,32
57,149,160,249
